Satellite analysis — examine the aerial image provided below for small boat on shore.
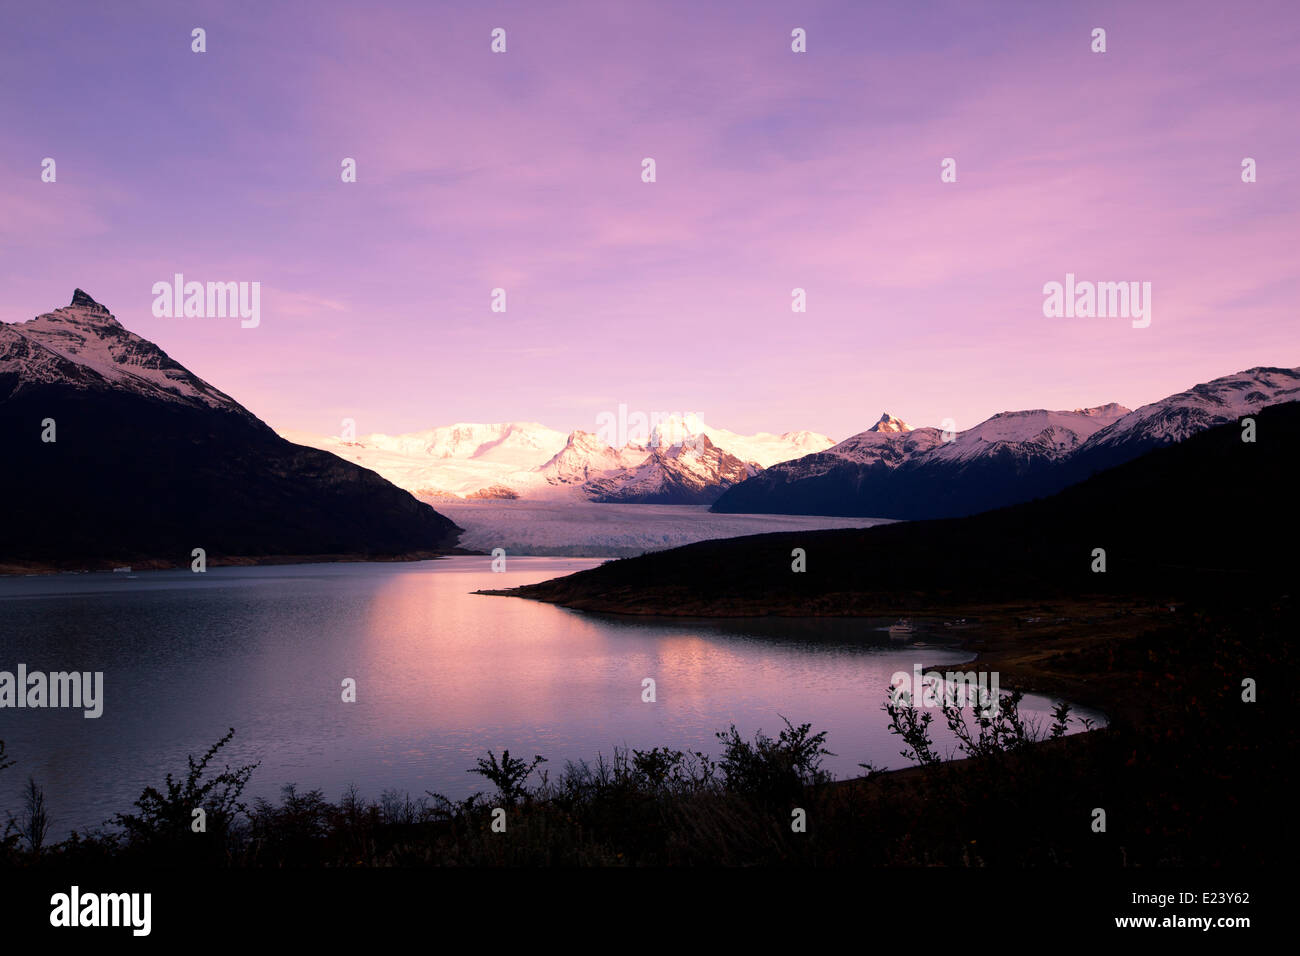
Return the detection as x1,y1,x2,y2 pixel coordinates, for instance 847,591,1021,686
112,566,132,574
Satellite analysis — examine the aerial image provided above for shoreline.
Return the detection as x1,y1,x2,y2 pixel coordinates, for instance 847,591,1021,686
484,591,1163,725
0,547,488,577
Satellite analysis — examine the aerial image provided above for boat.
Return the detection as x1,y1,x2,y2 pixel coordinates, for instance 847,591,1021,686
887,619,914,642
112,566,132,573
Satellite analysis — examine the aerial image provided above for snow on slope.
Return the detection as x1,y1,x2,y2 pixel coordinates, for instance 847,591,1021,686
586,433,756,503
926,404,1130,464
647,413,835,468
280,416,834,500
823,413,943,468
534,430,651,490
1078,367,1300,452
363,421,569,463
713,366,1300,519
820,407,1130,471
1,289,249,416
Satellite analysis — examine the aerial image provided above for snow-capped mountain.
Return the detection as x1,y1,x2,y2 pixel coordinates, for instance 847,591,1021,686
711,404,1130,518
364,421,569,463
820,406,1128,470
0,288,251,418
816,413,944,469
0,291,461,567
279,421,572,500
1072,367,1300,461
586,433,757,504
645,413,835,469
925,404,1130,465
713,367,1298,519
535,430,651,488
869,412,911,433
281,414,835,504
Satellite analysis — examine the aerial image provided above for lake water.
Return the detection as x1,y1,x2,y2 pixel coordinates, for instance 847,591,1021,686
0,558,1102,834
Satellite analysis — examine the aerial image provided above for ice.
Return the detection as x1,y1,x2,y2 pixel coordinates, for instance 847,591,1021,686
432,500,892,557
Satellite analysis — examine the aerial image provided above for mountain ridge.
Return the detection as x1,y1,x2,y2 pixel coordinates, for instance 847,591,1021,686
492,401,1300,616
282,414,835,504
711,367,1297,519
0,291,462,569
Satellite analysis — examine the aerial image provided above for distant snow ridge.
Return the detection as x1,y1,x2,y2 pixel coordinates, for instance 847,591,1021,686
280,414,834,504
585,433,757,505
364,422,568,462
537,430,650,488
645,413,835,468
1077,367,1300,452
817,405,1129,471
925,404,1130,465
710,365,1300,520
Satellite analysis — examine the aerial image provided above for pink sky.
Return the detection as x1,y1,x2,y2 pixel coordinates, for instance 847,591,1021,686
1,0,1297,441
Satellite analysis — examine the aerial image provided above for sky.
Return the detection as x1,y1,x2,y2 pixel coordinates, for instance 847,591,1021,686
1,0,1297,441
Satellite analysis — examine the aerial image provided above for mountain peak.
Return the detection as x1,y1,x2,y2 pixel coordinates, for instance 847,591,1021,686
2,292,247,416
70,288,110,313
870,413,911,433
1073,402,1130,416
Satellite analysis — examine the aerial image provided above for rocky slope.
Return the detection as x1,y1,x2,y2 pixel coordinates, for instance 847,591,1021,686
0,290,462,568
712,367,1299,519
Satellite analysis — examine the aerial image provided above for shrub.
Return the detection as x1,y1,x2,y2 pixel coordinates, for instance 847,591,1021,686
715,716,834,804
112,728,259,862
467,750,547,807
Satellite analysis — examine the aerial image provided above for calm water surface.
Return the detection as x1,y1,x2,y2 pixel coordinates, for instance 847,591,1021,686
0,558,1102,832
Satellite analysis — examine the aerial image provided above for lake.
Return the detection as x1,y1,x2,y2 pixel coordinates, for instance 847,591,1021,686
0,558,1103,833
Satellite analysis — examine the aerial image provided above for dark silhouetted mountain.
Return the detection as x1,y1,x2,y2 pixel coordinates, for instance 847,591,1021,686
0,291,461,568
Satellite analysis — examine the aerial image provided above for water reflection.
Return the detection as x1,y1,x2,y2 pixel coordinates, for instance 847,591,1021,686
0,558,1102,832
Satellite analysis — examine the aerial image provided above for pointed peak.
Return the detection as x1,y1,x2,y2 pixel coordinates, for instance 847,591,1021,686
70,288,109,312
870,412,911,433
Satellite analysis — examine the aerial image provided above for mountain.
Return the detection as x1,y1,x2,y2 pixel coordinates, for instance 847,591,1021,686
534,430,652,489
712,367,1299,519
646,413,836,469
1062,366,1300,481
3,287,253,417
868,412,911,433
802,412,944,469
361,421,569,464
493,400,1300,616
281,414,834,504
711,404,1128,518
279,421,571,501
0,291,462,569
586,433,757,504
